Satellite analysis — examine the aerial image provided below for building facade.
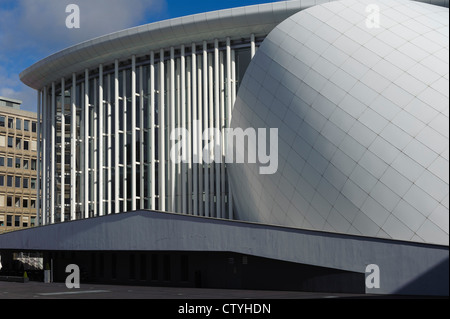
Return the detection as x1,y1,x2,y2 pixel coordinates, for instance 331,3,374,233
4,0,447,295
0,97,39,233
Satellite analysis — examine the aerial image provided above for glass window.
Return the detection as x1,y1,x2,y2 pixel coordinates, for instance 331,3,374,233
0,116,5,127
23,178,28,189
15,215,20,226
7,197,12,207
0,175,4,186
24,140,29,150
7,157,13,167
7,215,12,226
31,200,36,208
23,198,28,208
32,121,37,132
23,159,29,169
7,118,13,129
0,156,4,166
24,120,30,131
16,119,22,130
31,178,36,189
16,138,21,149
15,176,20,188
7,175,13,187
7,136,13,148
0,135,5,147
15,197,20,208
15,157,21,168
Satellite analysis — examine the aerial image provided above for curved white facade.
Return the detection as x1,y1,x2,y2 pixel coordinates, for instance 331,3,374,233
229,0,449,245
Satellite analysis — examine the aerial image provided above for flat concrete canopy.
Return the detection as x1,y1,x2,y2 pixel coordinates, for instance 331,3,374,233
0,210,448,295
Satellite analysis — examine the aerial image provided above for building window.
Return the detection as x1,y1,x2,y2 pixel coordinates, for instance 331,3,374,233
23,159,29,169
24,120,30,131
16,138,21,149
24,140,29,150
0,175,4,186
31,178,36,189
7,196,12,207
7,215,12,226
0,135,5,147
16,119,22,130
7,136,13,148
15,176,21,188
7,118,13,129
0,156,4,166
15,216,20,227
23,178,29,189
31,199,36,208
31,159,37,170
0,116,5,127
7,157,12,167
7,176,13,187
32,121,37,133
15,197,20,207
23,198,28,208
31,217,35,227
15,157,21,168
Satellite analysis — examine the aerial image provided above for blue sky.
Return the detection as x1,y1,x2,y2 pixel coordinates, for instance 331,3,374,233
0,0,280,112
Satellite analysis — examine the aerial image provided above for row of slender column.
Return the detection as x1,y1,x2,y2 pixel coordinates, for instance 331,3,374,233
36,35,257,225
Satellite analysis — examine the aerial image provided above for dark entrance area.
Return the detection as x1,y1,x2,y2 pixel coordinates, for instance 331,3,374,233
1,250,365,293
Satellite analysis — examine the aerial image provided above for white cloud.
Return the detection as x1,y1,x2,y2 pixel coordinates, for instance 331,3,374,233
0,0,166,112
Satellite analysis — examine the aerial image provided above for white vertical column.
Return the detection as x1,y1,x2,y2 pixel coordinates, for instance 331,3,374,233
181,45,187,214
93,78,98,217
51,82,56,224
169,47,175,212
226,37,233,219
220,51,226,217
214,39,221,218
42,87,47,225
159,49,166,211
203,41,209,217
61,78,66,222
197,54,203,216
131,55,137,211
176,57,182,212
70,74,76,220
208,52,214,216
36,90,41,225
107,74,112,214
114,60,120,213
122,70,127,211
186,55,192,215
230,48,236,219
98,64,104,216
150,52,156,210
191,43,198,216
251,33,256,58
139,65,145,209
84,69,89,218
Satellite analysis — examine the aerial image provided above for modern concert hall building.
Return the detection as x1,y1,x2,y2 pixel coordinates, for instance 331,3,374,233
0,0,448,296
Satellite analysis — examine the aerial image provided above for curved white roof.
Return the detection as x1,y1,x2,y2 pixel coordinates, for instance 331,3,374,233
20,0,327,90
20,0,448,90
